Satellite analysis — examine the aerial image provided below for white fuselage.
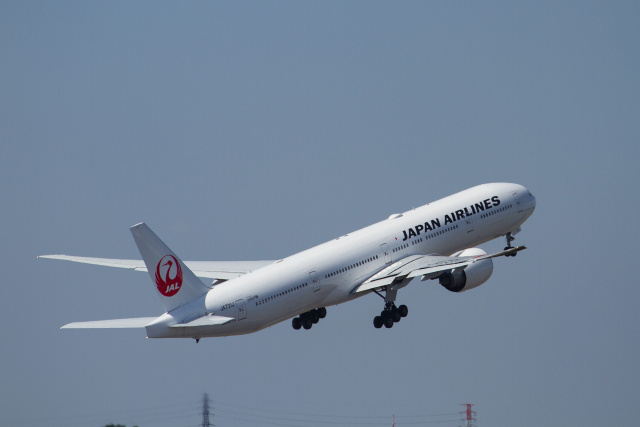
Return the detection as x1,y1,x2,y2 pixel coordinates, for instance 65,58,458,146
146,183,536,338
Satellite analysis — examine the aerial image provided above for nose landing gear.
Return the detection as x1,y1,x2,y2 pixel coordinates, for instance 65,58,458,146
504,232,517,257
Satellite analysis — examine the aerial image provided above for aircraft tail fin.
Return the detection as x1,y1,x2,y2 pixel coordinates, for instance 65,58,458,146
130,223,209,313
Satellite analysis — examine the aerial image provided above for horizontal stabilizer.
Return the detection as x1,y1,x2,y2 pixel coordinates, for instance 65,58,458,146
170,315,235,328
38,255,273,280
38,255,146,270
61,317,158,329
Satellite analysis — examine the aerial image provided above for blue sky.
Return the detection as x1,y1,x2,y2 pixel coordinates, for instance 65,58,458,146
2,2,639,426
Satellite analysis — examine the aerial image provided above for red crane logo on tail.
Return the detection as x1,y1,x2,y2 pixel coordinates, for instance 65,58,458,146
155,255,183,297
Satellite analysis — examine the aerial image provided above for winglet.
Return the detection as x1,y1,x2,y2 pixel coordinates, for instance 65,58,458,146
130,223,209,313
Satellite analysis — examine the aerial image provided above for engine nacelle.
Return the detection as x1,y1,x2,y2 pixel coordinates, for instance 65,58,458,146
439,248,493,292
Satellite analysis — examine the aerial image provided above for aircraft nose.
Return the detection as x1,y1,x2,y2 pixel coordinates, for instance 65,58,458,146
526,190,536,213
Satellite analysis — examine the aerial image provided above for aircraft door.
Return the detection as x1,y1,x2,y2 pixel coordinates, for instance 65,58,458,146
236,298,247,320
381,243,391,264
309,271,320,292
465,217,474,233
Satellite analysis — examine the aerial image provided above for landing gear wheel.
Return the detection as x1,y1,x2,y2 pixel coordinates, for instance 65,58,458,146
398,305,408,318
317,307,327,318
373,316,383,329
310,311,320,324
504,247,517,257
302,318,313,330
392,310,402,323
292,317,301,330
384,317,394,328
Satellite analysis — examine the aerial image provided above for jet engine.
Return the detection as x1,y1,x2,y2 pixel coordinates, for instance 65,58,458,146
439,248,493,292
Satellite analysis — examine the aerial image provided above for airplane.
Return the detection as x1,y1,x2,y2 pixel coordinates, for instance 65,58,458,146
39,182,536,341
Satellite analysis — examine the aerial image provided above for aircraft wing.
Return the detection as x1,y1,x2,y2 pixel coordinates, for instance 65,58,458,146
353,246,526,294
38,255,274,280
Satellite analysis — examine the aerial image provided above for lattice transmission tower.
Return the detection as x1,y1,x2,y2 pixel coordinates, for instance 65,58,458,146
202,393,214,427
460,403,476,427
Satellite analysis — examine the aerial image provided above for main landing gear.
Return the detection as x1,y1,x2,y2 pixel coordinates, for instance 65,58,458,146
292,307,327,330
373,302,408,329
372,283,408,329
504,232,517,257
